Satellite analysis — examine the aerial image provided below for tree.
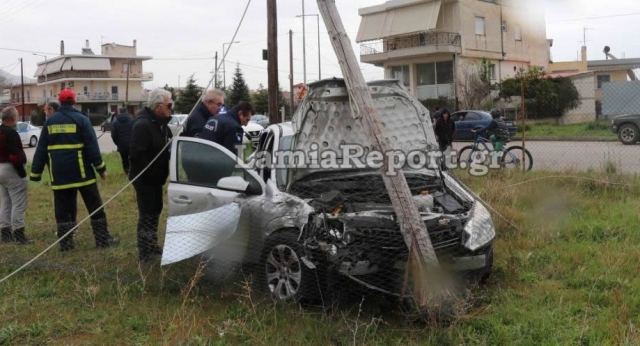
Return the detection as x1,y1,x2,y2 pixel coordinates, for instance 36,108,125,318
163,84,177,102
227,64,251,108
500,67,580,119
251,84,268,114
457,62,491,110
174,75,202,114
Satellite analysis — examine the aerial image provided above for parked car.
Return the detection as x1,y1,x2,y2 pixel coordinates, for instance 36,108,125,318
168,114,188,136
16,121,41,147
611,114,640,144
242,121,264,149
251,114,270,128
100,114,116,132
451,110,516,141
161,79,495,302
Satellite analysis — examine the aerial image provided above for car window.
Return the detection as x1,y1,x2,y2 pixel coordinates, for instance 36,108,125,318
452,112,466,121
17,123,28,132
464,113,481,121
176,140,262,194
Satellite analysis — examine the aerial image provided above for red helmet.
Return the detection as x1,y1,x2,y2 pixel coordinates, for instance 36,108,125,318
58,88,76,104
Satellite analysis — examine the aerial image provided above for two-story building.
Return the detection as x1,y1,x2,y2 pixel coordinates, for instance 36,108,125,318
10,40,152,118
357,0,550,104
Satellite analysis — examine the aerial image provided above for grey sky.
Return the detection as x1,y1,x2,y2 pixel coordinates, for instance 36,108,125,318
1,0,639,91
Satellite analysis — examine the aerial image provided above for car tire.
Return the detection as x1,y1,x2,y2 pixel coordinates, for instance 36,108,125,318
618,123,639,145
260,230,322,303
29,136,37,147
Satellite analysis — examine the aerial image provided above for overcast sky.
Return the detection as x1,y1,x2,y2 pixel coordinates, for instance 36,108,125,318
1,0,639,91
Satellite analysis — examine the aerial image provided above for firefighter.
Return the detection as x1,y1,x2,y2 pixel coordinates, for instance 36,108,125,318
30,89,118,251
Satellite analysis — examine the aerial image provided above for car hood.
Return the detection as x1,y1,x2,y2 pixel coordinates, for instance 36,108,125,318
290,79,439,182
613,114,640,122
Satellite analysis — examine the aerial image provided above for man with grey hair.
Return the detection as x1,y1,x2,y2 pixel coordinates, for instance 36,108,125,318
43,101,60,118
0,107,31,244
181,89,225,137
129,88,173,262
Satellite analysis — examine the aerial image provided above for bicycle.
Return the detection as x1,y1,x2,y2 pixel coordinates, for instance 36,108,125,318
457,128,533,171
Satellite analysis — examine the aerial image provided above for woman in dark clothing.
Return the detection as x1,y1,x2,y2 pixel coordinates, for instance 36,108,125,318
0,107,31,244
434,108,455,152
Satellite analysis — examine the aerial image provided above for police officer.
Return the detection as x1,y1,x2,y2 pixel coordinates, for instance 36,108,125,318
198,101,253,155
30,89,118,251
181,89,225,137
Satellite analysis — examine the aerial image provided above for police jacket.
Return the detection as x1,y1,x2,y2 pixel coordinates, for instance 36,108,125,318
181,102,214,137
111,112,133,152
198,110,244,155
128,107,172,185
30,105,106,190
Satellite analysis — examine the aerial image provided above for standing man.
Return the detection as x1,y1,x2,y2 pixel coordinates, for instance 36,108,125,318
129,88,173,262
0,107,31,244
44,101,60,118
181,89,225,137
198,101,253,155
111,108,133,174
30,89,118,251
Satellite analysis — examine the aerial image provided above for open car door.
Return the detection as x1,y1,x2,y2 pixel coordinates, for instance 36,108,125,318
162,137,265,266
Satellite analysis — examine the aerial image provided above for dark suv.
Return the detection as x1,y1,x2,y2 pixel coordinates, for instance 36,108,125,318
611,114,640,144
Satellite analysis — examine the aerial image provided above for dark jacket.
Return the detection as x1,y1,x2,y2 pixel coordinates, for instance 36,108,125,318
0,124,27,178
482,117,510,141
181,102,214,137
198,110,244,155
434,116,456,148
30,105,105,189
111,112,133,152
129,107,172,186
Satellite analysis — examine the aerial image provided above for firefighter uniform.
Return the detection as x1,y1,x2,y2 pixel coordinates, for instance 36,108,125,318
30,89,117,251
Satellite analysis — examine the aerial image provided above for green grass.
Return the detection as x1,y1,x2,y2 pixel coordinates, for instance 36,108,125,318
518,121,617,141
1,153,639,344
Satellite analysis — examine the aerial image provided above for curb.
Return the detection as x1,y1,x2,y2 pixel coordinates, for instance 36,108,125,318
509,137,618,142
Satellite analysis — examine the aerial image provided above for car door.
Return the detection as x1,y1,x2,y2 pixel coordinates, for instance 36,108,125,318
451,112,468,140
162,136,266,266
16,122,28,145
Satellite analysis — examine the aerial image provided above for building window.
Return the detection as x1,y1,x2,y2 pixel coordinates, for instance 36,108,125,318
122,63,129,74
514,25,522,41
390,65,410,88
417,61,454,85
60,82,65,90
597,74,611,89
436,61,454,84
475,17,486,36
417,63,436,85
27,90,30,102
83,86,88,95
112,86,119,95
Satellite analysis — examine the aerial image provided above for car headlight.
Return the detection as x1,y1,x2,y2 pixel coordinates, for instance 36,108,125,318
463,202,495,251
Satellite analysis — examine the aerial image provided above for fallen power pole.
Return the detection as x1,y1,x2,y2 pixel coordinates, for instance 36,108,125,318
267,0,279,124
289,29,295,116
316,0,445,309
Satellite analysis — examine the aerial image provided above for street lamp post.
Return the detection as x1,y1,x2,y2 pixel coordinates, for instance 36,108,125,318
222,41,240,90
32,53,48,102
296,13,321,80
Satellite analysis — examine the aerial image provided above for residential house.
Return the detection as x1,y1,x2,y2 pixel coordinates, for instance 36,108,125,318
9,40,152,119
356,0,550,104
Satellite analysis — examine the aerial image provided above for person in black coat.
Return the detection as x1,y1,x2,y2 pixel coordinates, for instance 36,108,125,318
111,108,133,174
434,108,455,152
129,89,173,262
198,101,253,155
181,89,225,137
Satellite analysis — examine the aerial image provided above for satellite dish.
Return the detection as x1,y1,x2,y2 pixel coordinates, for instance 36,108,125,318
604,46,611,54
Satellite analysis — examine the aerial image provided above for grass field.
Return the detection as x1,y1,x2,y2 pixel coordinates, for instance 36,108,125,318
1,153,639,345
517,121,617,141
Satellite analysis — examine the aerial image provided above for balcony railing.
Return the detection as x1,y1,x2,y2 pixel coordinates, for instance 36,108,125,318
360,31,461,56
37,71,154,83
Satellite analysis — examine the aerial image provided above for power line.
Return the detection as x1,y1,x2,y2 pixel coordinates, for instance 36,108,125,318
549,11,640,23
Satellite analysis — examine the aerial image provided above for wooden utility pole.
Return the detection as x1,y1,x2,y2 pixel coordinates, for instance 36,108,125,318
289,29,295,116
20,58,25,122
317,0,444,309
267,0,279,124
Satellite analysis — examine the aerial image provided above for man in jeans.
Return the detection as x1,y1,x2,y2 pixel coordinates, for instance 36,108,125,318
129,89,173,262
0,107,31,244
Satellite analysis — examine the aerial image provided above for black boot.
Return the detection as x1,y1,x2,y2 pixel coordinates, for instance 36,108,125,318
1,227,13,243
57,222,75,252
138,213,160,261
92,218,119,248
13,228,33,245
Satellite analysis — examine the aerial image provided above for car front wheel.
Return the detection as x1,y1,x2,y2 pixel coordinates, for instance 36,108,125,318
261,230,321,302
618,123,639,144
29,136,37,147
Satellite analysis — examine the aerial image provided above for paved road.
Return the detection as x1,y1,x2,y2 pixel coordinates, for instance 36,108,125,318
25,129,639,174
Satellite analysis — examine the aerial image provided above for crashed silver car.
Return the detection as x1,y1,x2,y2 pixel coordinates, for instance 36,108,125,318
162,79,495,301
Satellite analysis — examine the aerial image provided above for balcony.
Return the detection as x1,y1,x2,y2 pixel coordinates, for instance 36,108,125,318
360,31,461,65
38,71,154,83
76,92,144,103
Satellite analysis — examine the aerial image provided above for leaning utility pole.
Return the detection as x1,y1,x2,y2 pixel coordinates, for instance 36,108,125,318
301,0,307,84
20,58,25,122
267,0,279,124
317,0,445,309
289,30,295,116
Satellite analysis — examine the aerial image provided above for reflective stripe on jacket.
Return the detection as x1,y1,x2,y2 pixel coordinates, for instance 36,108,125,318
30,105,106,190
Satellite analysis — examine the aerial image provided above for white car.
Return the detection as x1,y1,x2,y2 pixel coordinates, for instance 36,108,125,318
168,114,188,137
16,122,41,147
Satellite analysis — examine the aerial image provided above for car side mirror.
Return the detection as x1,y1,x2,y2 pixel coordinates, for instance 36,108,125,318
217,176,250,192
